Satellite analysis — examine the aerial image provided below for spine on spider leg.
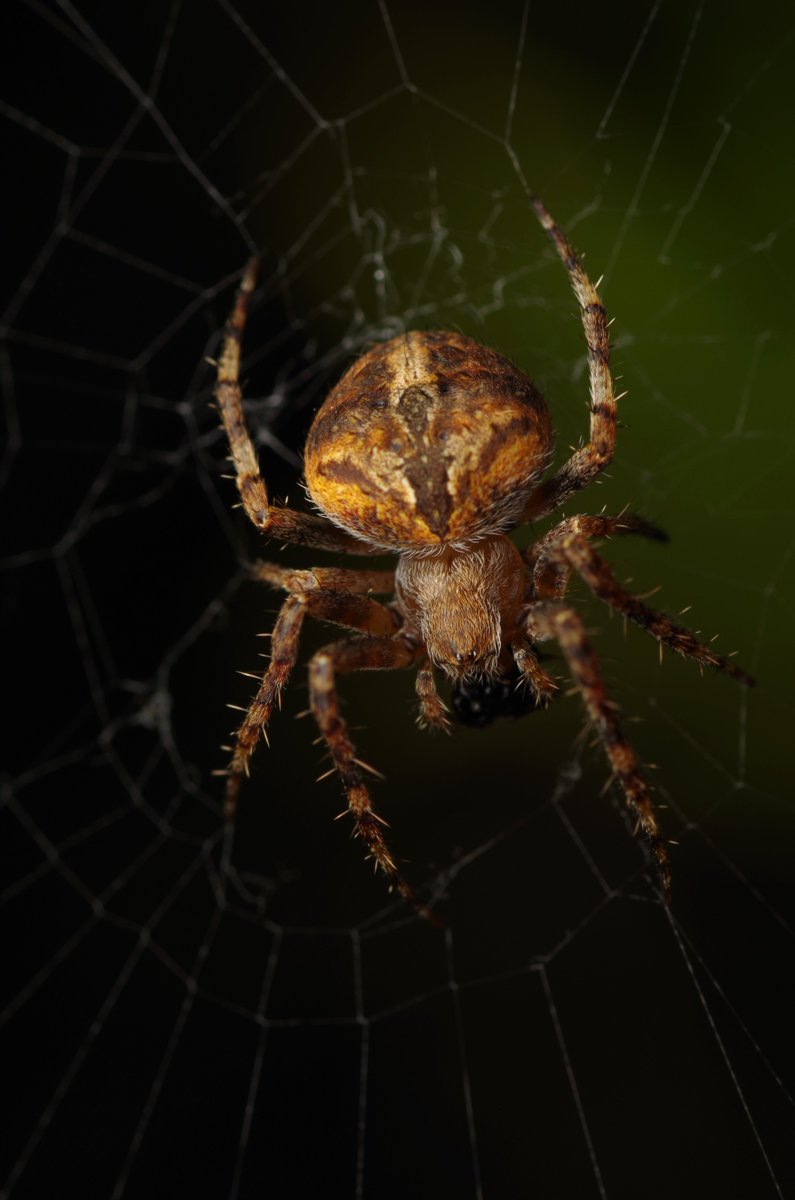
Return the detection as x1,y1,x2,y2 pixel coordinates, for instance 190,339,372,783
529,193,617,488
529,601,672,899
214,258,271,529
529,195,599,314
221,592,308,820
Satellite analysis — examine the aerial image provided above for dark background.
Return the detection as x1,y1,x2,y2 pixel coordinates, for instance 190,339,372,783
2,2,793,1197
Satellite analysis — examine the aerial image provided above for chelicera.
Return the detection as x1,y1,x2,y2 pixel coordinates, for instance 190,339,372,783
214,194,752,916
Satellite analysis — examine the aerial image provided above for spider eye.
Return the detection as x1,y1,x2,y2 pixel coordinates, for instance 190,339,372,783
453,648,478,664
449,645,497,672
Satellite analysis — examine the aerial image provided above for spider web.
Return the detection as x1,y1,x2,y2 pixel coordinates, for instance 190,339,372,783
3,1,794,1196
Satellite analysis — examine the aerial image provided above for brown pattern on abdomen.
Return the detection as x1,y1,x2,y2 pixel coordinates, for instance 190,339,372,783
304,330,552,546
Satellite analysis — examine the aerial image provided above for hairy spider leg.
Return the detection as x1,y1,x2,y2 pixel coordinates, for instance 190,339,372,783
250,562,396,595
308,635,435,920
523,512,667,584
524,600,672,898
223,592,306,819
522,196,617,522
214,258,376,555
512,514,663,698
530,523,755,685
222,581,399,819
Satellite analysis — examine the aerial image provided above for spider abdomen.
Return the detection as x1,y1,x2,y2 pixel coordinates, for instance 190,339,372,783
304,330,552,548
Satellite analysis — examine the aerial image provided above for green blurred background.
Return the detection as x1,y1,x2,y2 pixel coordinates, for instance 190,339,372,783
3,1,793,1197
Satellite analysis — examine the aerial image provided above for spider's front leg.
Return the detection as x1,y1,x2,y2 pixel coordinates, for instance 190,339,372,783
308,635,433,918
522,198,617,521
214,260,377,556
524,599,671,898
222,576,399,818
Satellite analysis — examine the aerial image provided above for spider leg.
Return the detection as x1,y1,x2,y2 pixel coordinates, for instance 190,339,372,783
522,198,617,522
251,560,396,596
222,583,399,819
526,512,668,606
308,635,434,918
223,593,306,819
524,600,671,898
523,512,666,584
532,526,754,685
214,260,377,556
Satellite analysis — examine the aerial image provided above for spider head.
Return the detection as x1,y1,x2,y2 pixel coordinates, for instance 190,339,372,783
395,535,526,682
423,594,502,681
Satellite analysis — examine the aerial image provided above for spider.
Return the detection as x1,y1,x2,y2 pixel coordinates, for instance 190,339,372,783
213,193,753,917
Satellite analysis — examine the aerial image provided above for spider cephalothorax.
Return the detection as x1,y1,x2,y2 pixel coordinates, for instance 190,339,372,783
395,537,526,681
214,194,753,918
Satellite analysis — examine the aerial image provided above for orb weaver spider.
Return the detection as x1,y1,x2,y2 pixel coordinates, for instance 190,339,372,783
213,193,753,917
